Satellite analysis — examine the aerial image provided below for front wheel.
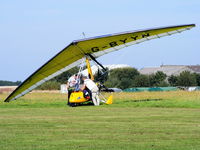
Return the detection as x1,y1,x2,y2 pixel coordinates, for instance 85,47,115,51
68,103,77,107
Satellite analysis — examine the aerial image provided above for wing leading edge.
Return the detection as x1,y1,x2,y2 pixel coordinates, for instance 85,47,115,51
4,24,195,102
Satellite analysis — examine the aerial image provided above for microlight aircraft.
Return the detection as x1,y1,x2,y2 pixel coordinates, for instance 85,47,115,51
4,24,195,103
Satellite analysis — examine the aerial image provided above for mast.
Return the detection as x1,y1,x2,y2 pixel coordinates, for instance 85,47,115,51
85,57,94,80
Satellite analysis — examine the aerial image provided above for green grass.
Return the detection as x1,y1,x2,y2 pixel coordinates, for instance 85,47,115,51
0,91,200,150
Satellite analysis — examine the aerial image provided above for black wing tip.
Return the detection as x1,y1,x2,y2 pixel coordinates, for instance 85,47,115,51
4,93,13,102
4,98,10,102
182,23,195,27
189,23,195,26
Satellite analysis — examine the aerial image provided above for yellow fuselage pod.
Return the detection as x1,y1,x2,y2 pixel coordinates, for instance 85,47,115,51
69,91,89,103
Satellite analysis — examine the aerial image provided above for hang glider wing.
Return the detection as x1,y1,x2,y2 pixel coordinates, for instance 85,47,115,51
4,24,195,102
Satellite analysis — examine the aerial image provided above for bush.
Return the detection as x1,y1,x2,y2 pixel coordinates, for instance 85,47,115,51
156,81,169,87
149,71,167,86
177,71,197,86
37,81,60,90
194,73,200,86
105,67,140,89
168,75,178,86
133,75,150,87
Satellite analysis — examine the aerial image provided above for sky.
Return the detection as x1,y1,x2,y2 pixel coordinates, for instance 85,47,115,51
0,0,200,81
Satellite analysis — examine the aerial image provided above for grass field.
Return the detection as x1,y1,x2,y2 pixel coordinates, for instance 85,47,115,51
0,91,200,150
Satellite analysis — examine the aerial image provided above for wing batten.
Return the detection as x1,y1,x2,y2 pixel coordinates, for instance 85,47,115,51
4,24,195,102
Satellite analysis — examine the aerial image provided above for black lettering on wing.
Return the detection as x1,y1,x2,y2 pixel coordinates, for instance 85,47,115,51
130,35,138,40
119,38,127,44
142,33,150,38
91,47,100,52
109,41,118,47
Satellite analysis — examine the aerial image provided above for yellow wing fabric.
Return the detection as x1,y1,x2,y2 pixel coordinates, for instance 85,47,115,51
75,24,195,58
4,24,195,102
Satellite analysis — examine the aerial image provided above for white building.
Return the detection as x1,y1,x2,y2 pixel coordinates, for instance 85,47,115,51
81,64,131,77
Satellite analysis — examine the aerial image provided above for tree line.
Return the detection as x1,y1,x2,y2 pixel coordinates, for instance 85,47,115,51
0,80,21,86
3,67,199,90
36,67,200,90
104,67,200,89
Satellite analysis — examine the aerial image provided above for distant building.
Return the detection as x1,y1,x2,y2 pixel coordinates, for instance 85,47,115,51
140,65,200,76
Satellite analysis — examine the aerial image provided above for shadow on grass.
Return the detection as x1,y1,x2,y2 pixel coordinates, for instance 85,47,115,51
124,98,163,103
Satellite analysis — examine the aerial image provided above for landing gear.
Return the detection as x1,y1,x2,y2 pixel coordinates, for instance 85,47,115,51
68,103,77,107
